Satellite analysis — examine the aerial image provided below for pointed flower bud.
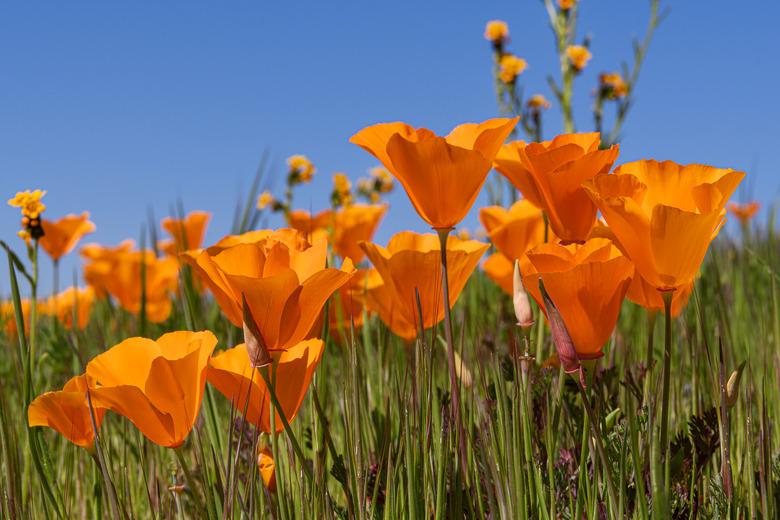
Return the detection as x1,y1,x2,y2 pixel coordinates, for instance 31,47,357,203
513,259,533,329
725,361,746,408
242,294,272,368
539,278,586,387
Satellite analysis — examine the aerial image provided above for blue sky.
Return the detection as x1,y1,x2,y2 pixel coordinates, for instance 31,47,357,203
1,1,778,295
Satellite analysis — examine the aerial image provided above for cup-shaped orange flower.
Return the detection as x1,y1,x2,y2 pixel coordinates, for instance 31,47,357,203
520,238,633,359
332,204,387,263
84,250,179,322
182,229,354,350
479,199,546,263
257,446,277,491
42,286,95,330
350,118,518,229
494,133,619,243
287,209,333,238
160,210,211,256
85,331,217,448
28,374,105,448
329,268,372,342
359,231,488,340
583,160,745,290
2,298,31,337
482,252,514,295
728,201,760,226
627,272,692,318
207,339,323,432
40,212,96,261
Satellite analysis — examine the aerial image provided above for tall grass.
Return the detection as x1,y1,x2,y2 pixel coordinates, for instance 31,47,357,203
1,216,778,519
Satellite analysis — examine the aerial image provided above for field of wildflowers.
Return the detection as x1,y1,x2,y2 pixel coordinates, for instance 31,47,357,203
1,1,778,519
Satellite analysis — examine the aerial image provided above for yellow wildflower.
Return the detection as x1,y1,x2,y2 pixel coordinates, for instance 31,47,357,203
484,20,509,44
528,94,552,110
558,0,576,10
566,45,592,72
499,54,528,84
287,155,316,183
600,72,628,98
256,190,276,210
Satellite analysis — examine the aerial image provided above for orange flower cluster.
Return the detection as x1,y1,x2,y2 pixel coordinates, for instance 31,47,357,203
2,287,95,337
82,242,179,322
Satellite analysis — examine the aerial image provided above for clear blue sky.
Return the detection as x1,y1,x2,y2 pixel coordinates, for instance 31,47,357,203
2,1,778,295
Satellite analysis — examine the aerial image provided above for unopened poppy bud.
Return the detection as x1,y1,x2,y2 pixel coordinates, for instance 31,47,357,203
242,294,272,368
257,446,277,492
513,259,533,328
539,278,585,388
725,361,746,408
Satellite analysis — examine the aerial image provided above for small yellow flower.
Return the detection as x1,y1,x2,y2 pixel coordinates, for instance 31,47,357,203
566,45,592,72
333,173,352,193
457,229,471,241
256,191,275,210
331,173,353,208
599,72,628,98
498,54,528,84
17,229,31,244
370,166,394,193
484,20,509,44
8,189,47,218
527,94,552,110
558,0,576,11
287,155,315,183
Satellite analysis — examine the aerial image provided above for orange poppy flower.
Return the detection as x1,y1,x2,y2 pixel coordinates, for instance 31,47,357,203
583,160,745,290
207,339,323,432
182,229,354,350
350,118,519,229
42,286,95,330
329,268,371,342
728,201,760,225
84,250,179,322
28,374,104,449
1,298,31,337
494,133,619,243
627,272,692,317
257,446,276,491
520,238,633,359
159,211,211,256
478,199,547,263
287,209,333,237
332,204,387,263
81,240,135,297
483,252,514,295
40,212,96,261
86,331,217,448
359,232,488,340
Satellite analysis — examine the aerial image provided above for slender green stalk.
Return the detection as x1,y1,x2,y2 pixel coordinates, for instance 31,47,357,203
435,227,469,483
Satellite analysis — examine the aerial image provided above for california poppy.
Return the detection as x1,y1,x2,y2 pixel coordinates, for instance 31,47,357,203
257,446,276,491
331,204,387,263
329,268,372,343
182,229,354,350
483,252,514,295
520,238,633,359
479,199,547,263
583,160,744,290
86,331,217,448
81,240,135,298
494,133,619,243
28,374,104,449
287,209,332,239
627,272,692,318
42,286,95,330
84,250,179,322
40,212,96,261
728,201,760,226
359,232,488,340
1,298,31,337
350,118,518,229
207,339,323,432
159,211,211,256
